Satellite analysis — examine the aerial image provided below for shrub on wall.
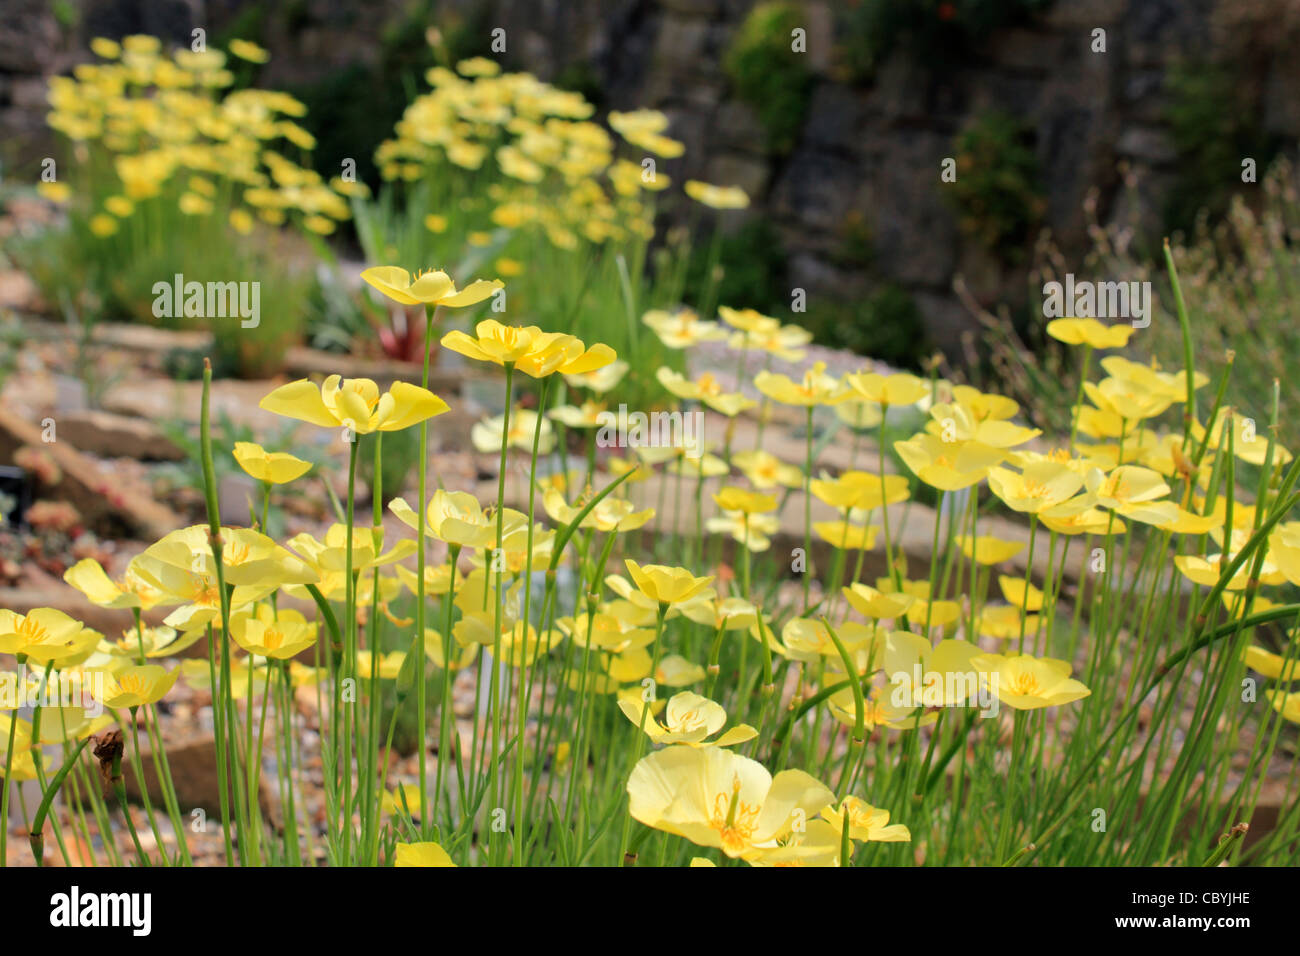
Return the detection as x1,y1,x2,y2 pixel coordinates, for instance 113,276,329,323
946,111,1046,263
723,2,815,154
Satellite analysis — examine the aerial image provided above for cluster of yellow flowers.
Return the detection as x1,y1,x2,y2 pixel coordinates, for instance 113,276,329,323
41,35,352,237
5,253,1299,866
374,57,747,251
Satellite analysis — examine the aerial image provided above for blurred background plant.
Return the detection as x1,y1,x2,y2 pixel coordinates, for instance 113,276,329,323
839,0,1055,82
357,51,692,411
974,157,1300,448
723,2,814,154
946,111,1047,264
9,34,351,378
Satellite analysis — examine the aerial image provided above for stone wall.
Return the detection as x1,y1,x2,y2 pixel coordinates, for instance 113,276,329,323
5,0,1299,352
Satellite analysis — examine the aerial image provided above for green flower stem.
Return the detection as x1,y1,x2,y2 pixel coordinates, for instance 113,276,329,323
204,625,235,865
108,747,149,867
361,430,384,859
416,303,439,833
877,407,902,590
340,434,360,863
487,361,514,864
513,373,551,865
203,362,252,865
118,709,169,865
0,692,17,867
618,603,668,865
435,544,462,821
133,611,190,865
1067,345,1092,452
803,406,814,610
278,663,301,866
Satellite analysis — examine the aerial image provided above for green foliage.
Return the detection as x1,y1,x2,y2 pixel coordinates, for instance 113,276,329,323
0,311,22,395
358,428,421,509
1163,60,1277,234
840,0,1052,81
681,217,788,314
290,0,492,189
946,111,1045,262
802,283,931,370
554,60,605,112
723,2,814,153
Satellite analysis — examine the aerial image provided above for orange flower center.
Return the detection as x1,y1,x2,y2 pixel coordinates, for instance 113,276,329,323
1008,671,1041,696
710,776,760,852
696,373,723,397
190,574,221,606
118,674,149,697
16,616,52,645
1023,480,1051,499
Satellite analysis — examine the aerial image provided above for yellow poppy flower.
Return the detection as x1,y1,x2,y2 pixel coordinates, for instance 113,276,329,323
624,560,714,607
820,797,911,843
894,433,1004,490
728,323,811,362
718,306,780,334
64,557,164,611
882,632,984,708
627,745,833,859
971,652,1091,710
1046,317,1136,349
1039,496,1124,536
706,511,780,552
1242,645,1300,680
0,609,99,664
680,596,759,632
394,841,457,866
813,520,880,551
926,402,1041,448
643,308,727,348
232,441,312,484
713,487,776,514
618,691,757,747
810,471,910,511
565,359,628,394
231,606,317,660
844,371,928,408
755,361,851,407
843,583,914,620
998,575,1043,611
733,450,803,489
684,180,749,209
548,400,608,429
542,488,653,533
979,604,1041,640
656,368,755,417
987,462,1083,513
390,490,497,549
957,534,1024,564
260,375,449,435
470,408,556,454
1192,411,1293,466
95,664,181,708
361,266,502,307
1267,690,1300,724
228,38,270,63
